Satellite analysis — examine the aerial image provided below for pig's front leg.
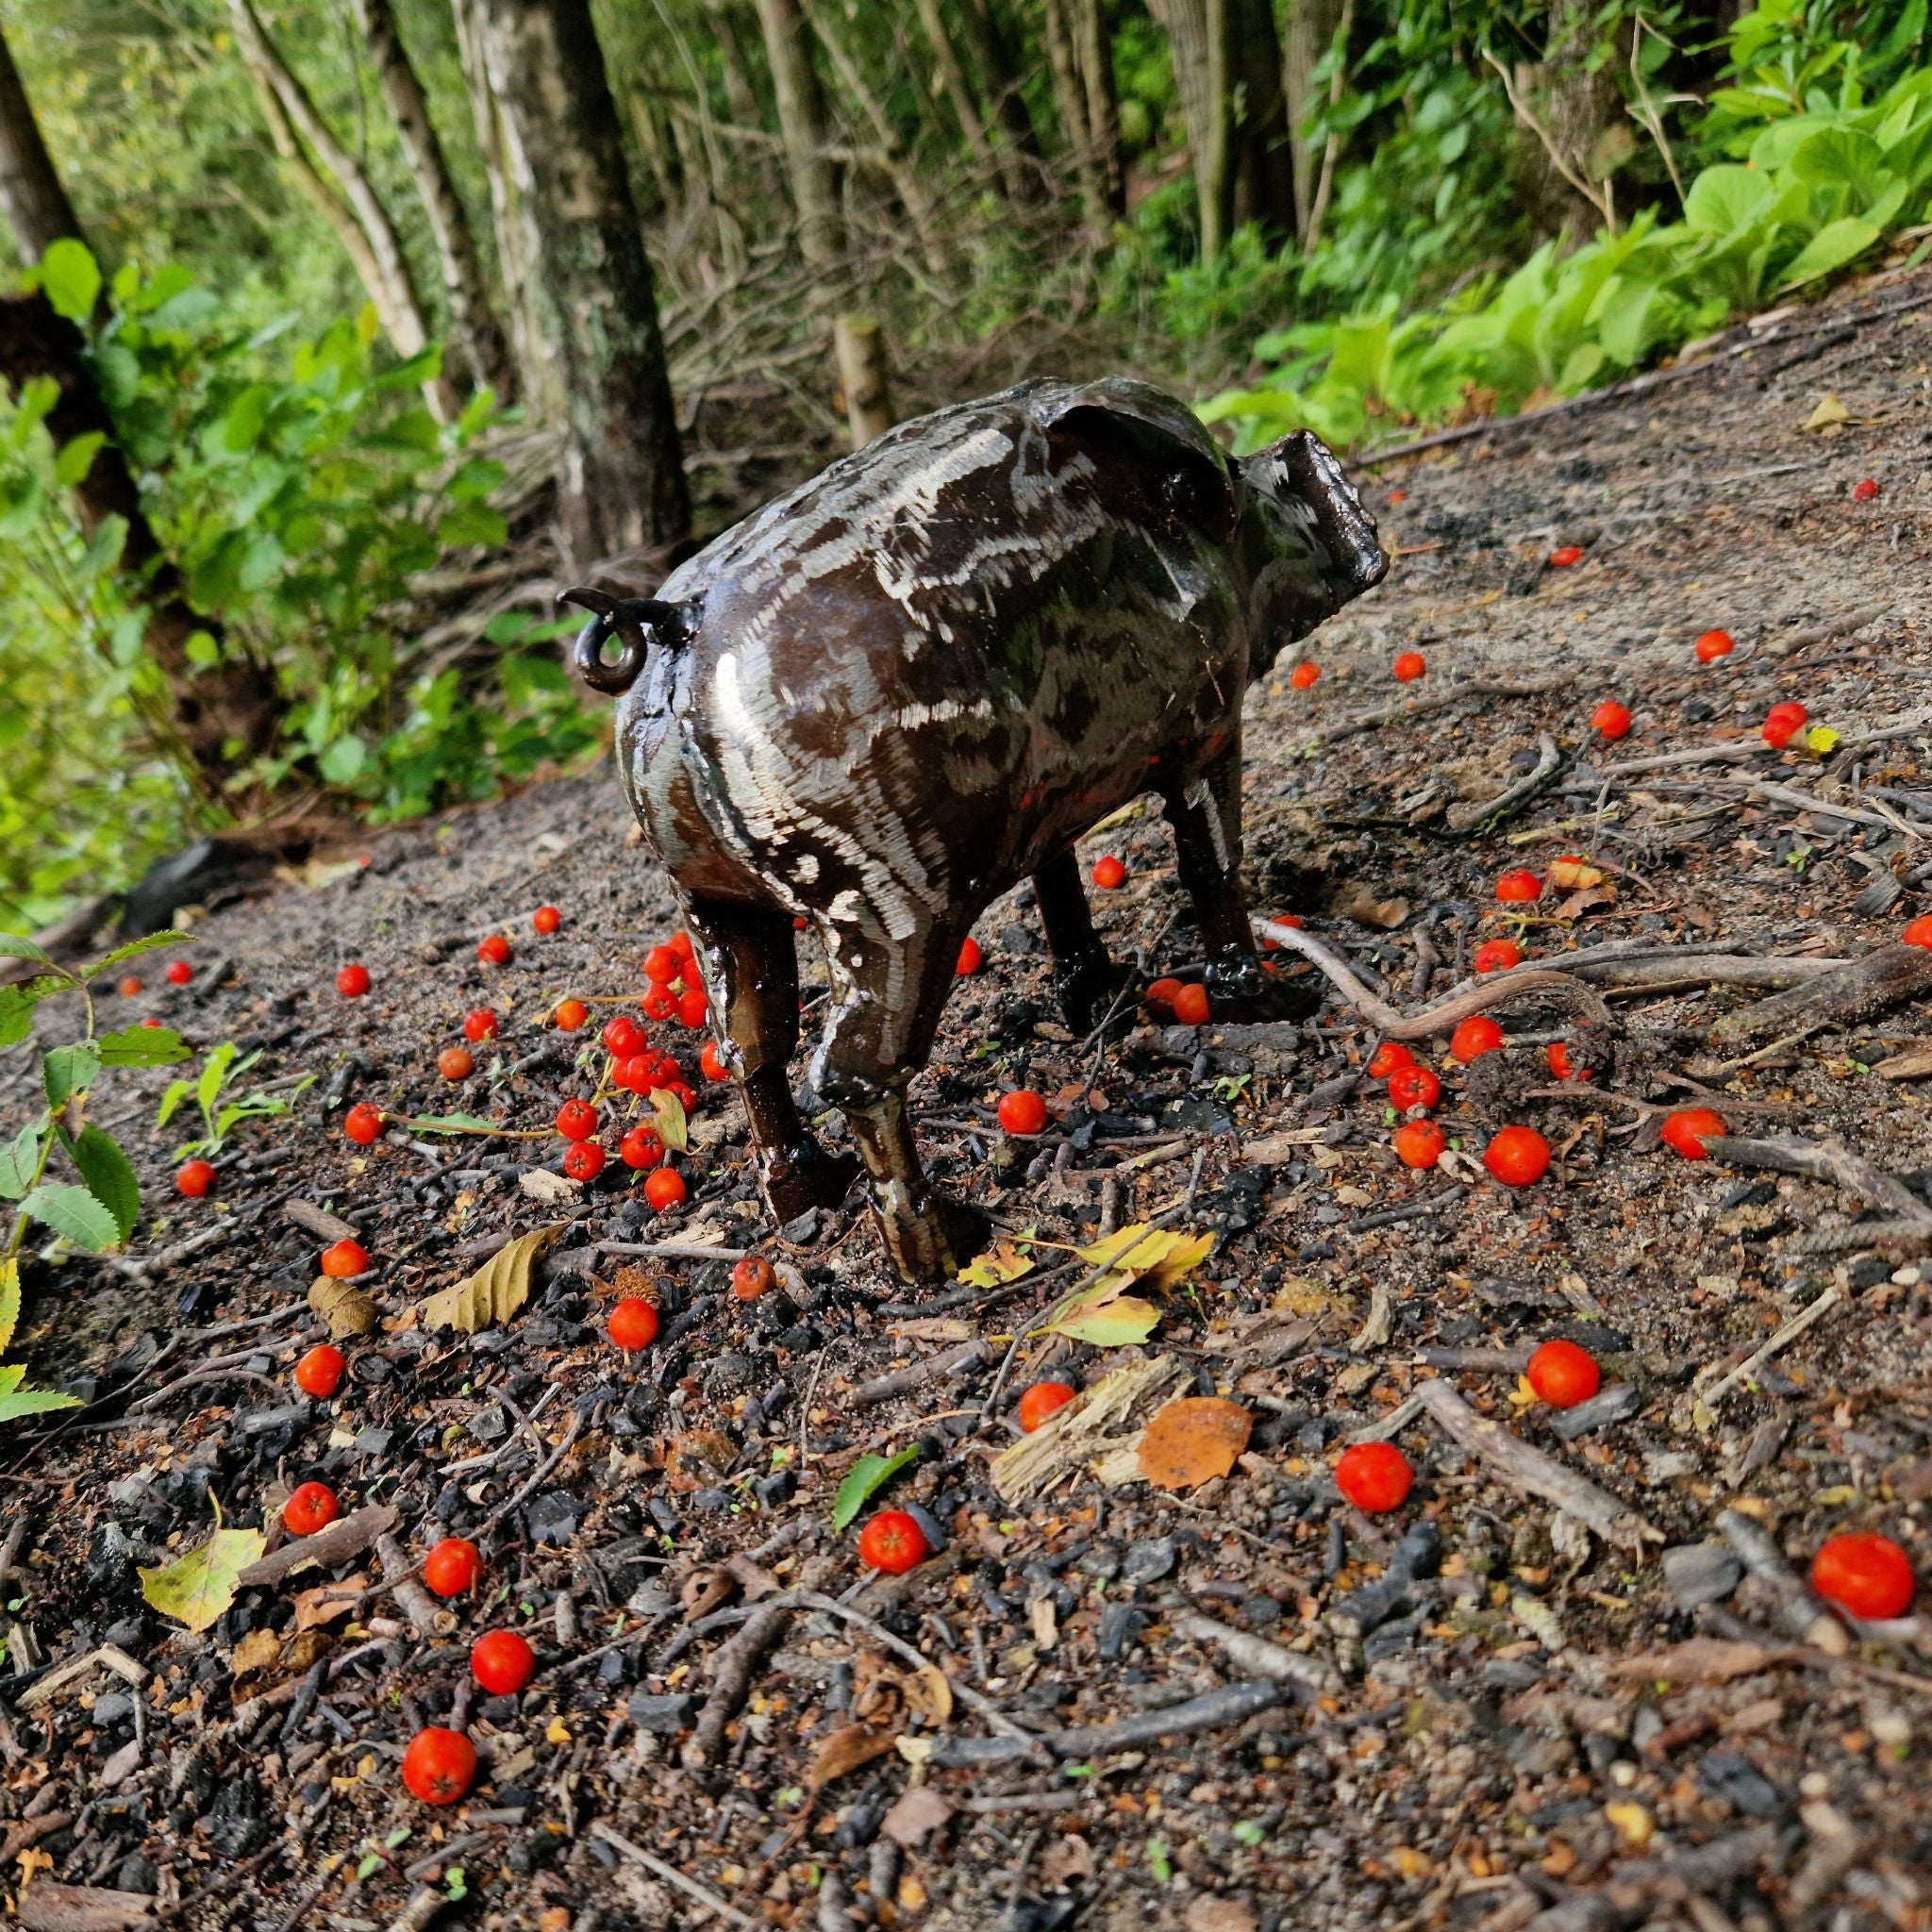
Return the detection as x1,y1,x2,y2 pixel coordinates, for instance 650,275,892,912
1034,849,1134,1034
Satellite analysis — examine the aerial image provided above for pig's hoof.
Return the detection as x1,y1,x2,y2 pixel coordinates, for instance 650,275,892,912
1207,962,1325,1024
1055,950,1134,1034
765,1144,860,1222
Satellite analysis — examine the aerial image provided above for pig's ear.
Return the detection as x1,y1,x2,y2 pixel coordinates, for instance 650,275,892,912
1038,379,1239,542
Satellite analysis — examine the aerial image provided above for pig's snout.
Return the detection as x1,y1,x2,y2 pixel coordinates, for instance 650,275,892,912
1274,431,1389,603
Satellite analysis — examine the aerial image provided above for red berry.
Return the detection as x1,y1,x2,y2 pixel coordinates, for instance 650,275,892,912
1392,650,1426,682
997,1089,1049,1136
476,934,511,966
1590,700,1631,741
1526,1340,1600,1408
1018,1381,1076,1432
599,1015,641,1058
1144,976,1184,1013
165,960,192,985
1494,869,1541,904
335,963,371,998
1549,544,1584,568
555,1098,598,1141
1811,1532,1913,1620
402,1726,476,1806
438,1045,475,1081
118,974,142,996
1473,940,1522,974
471,1628,536,1696
532,905,561,934
1545,1041,1592,1083
671,930,695,959
1485,1125,1550,1187
1695,628,1735,663
643,1167,687,1212
1392,1120,1446,1170
858,1508,930,1574
1387,1064,1441,1112
956,936,983,975
1092,855,1126,891
1762,702,1808,748
343,1102,386,1145
1450,1016,1504,1062
563,1141,606,1181
1660,1107,1726,1159
608,1297,660,1351
293,1343,345,1399
283,1481,340,1536
175,1158,216,1197
320,1238,369,1278
676,987,708,1028
139,1017,164,1028
643,945,678,982
423,1538,483,1598
1336,1441,1413,1513
1853,477,1880,503
1290,661,1320,689
1367,1041,1414,1079
1172,982,1210,1025
553,997,589,1031
619,1124,664,1170
463,1008,499,1043
641,983,677,1021
732,1256,776,1301
1904,916,1932,951
700,1041,731,1082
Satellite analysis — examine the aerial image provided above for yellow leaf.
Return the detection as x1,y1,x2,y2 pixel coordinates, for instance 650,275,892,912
1604,1801,1653,1846
0,1256,18,1355
418,1223,566,1334
546,1715,572,1745
141,1501,266,1633
1043,1280,1160,1346
1547,856,1606,890
1805,725,1840,754
308,1276,378,1339
1805,392,1851,430
649,1086,689,1153
956,1239,1035,1290
1073,1223,1216,1292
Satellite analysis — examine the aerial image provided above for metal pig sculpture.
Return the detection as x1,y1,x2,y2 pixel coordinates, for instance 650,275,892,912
565,377,1386,1284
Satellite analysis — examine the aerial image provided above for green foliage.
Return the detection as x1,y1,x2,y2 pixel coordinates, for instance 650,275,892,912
0,929,191,1263
158,1040,310,1158
0,1256,82,1426
1208,43,1932,452
831,1445,921,1530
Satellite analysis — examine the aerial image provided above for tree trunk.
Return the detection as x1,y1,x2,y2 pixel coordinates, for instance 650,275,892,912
627,87,683,212
1149,0,1231,261
0,23,82,262
349,0,512,399
1071,0,1124,216
910,0,996,182
955,0,1042,200
1281,0,1341,235
227,0,458,418
1229,0,1294,239
754,0,843,272
1042,0,1108,233
1521,0,1624,234
833,312,891,448
704,0,764,126
467,0,690,572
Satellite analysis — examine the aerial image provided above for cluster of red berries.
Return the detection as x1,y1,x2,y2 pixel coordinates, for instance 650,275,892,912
641,930,709,1029
1145,976,1211,1025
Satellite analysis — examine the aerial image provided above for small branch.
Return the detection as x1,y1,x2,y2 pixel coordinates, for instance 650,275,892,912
850,1339,990,1408
1708,945,1932,1047
1171,1609,1338,1695
927,1678,1286,1769
590,1823,761,1927
680,1598,792,1774
1698,1287,1844,1405
1445,731,1563,832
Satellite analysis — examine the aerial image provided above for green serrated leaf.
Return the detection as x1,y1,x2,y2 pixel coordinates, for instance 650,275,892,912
832,1445,921,1531
70,1126,140,1243
0,1385,83,1424
0,1118,47,1200
43,1041,103,1107
84,931,191,978
21,1181,122,1252
96,1024,192,1067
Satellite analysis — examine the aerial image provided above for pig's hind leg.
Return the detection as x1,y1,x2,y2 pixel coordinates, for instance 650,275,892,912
1034,849,1135,1034
1161,750,1324,1023
685,896,858,1224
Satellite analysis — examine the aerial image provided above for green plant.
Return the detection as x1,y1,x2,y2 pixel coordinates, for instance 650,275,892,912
0,930,192,1259
158,1041,311,1158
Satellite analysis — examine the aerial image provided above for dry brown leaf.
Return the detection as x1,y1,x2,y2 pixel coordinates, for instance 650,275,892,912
1346,887,1410,930
1546,856,1607,891
291,1575,366,1631
418,1223,566,1334
902,1663,954,1724
1552,884,1618,922
308,1277,377,1340
663,1428,737,1494
231,1627,331,1695
1805,391,1851,430
649,1086,689,1153
229,1628,280,1681
810,1722,899,1786
1136,1396,1254,1491
879,1785,953,1848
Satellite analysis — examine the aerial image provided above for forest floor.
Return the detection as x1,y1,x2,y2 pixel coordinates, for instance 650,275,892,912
5,261,1932,1932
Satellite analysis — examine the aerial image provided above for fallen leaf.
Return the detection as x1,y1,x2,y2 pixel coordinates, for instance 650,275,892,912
1136,1396,1253,1491
1075,1222,1216,1294
1604,1800,1654,1846
956,1238,1036,1290
1346,887,1410,930
1804,724,1840,754
663,1428,739,1494
1805,391,1851,430
229,1628,281,1681
832,1444,920,1529
649,1086,689,1153
902,1663,954,1724
519,1169,579,1203
418,1223,566,1333
879,1785,953,1847
292,1574,366,1631
308,1277,377,1340
233,1628,330,1695
1552,884,1618,921
811,1722,898,1786
141,1506,265,1633
1547,856,1606,891
1043,1278,1161,1346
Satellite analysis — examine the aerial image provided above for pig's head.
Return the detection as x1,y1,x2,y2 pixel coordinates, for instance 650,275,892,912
1231,429,1388,676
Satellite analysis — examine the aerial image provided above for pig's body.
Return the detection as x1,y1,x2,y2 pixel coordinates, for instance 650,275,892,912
572,376,1386,1283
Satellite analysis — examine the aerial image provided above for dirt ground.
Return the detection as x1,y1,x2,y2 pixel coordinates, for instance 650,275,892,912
5,261,1932,1932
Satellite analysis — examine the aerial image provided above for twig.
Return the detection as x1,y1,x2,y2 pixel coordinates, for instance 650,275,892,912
285,1200,359,1243
594,1241,749,1261
1717,1509,1843,1650
681,1598,792,1774
1699,1286,1844,1405
1171,1609,1338,1695
851,1339,990,1407
376,1534,446,1639
1706,1134,1932,1224
1445,731,1562,832
590,1823,760,1928
927,1678,1285,1768
1708,944,1932,1046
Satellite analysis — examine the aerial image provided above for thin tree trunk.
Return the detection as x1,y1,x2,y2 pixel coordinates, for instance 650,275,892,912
227,0,457,417
349,0,512,398
468,0,690,570
1282,0,1341,235
1150,0,1232,260
955,0,1042,200
0,23,82,261
1230,0,1295,239
755,0,843,272
1042,0,1107,233
1071,0,1124,216
704,0,763,126
1524,0,1624,234
628,89,682,212
1302,0,1353,254
910,0,996,181
833,311,891,447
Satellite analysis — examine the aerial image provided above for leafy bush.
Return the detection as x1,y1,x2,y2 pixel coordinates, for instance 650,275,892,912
1206,47,1932,452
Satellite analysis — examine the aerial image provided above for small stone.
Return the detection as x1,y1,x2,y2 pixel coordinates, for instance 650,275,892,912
1122,1536,1177,1585
353,1426,392,1457
627,1691,700,1734
753,1468,797,1507
207,1773,268,1857
524,1491,581,1547
1663,1542,1742,1609
1185,1899,1258,1932
115,1854,160,1895
467,1405,508,1443
1097,1602,1146,1661
692,1487,733,1512
1698,1749,1785,1818
92,1691,134,1727
1551,1383,1641,1441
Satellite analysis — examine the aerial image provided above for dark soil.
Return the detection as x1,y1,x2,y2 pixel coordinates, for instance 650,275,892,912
6,262,1932,1932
